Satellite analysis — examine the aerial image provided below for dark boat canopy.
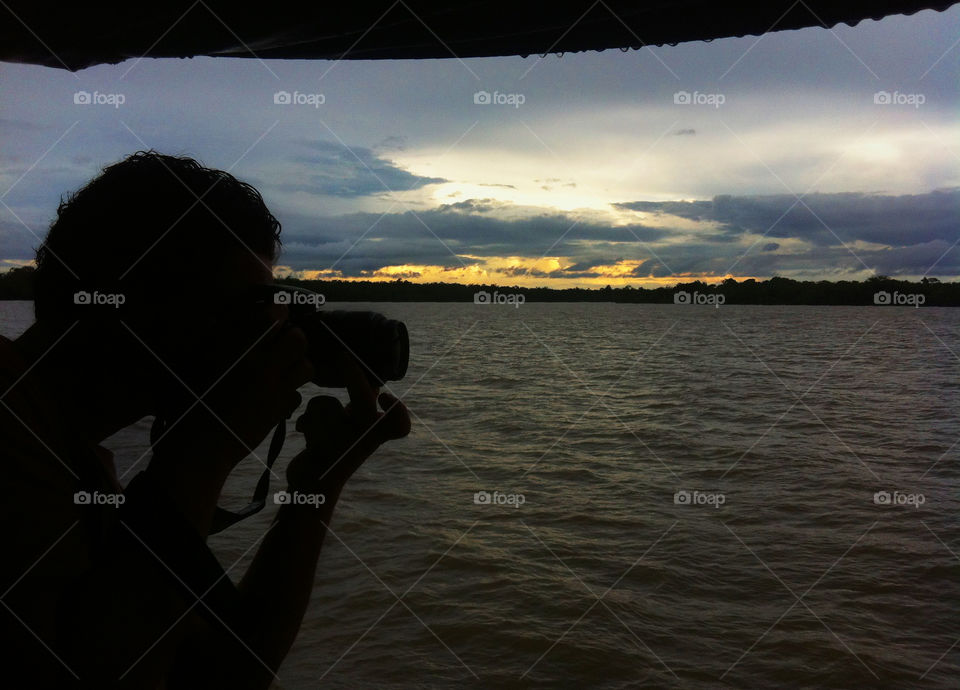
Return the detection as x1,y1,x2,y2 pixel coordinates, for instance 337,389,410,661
1,1,956,72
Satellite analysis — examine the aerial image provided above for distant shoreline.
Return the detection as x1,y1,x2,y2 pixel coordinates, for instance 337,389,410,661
1,267,958,306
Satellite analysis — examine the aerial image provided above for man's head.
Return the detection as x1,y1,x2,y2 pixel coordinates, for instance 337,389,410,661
35,150,281,318
31,150,284,417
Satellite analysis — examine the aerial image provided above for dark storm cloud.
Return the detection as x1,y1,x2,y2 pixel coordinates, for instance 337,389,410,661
627,238,960,278
270,140,447,198
438,198,504,213
551,257,674,280
272,187,960,279
277,203,666,274
734,240,960,277
615,189,960,247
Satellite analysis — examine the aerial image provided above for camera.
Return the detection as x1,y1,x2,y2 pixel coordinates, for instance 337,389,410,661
267,285,409,387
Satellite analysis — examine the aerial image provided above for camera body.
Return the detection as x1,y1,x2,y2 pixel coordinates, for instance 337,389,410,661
277,286,409,387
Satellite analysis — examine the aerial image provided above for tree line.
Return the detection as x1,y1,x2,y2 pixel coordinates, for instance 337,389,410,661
1,265,958,305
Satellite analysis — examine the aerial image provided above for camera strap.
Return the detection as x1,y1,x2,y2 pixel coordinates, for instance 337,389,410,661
148,416,287,534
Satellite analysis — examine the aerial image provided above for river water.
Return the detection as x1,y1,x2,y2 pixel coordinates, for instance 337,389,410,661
2,300,957,688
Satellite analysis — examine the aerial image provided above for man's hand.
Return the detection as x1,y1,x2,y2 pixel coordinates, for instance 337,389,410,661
287,354,411,494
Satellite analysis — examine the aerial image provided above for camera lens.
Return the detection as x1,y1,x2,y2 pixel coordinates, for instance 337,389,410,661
296,309,409,387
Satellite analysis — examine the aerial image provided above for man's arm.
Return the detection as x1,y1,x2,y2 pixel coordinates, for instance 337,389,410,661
57,337,408,689
54,314,313,687
168,473,342,689
55,455,330,690
167,366,410,689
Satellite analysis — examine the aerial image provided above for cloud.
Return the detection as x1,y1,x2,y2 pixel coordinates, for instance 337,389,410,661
534,177,577,191
1,5,958,287
615,189,960,247
437,198,507,214
275,201,667,275
373,135,407,152
6,189,960,285
265,189,960,282
270,139,447,198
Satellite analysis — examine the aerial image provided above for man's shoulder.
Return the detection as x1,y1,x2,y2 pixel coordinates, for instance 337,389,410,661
0,333,102,581
0,333,82,488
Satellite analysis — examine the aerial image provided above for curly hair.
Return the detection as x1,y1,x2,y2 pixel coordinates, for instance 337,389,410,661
34,150,282,321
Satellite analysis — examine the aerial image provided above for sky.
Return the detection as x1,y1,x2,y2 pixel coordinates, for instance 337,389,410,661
1,5,958,288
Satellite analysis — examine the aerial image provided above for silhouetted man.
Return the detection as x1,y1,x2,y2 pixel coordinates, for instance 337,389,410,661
0,151,410,688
